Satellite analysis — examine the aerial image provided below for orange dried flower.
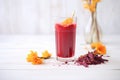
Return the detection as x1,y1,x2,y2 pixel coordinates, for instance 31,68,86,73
26,50,43,65
26,50,37,62
91,42,106,55
42,50,51,59
83,0,101,12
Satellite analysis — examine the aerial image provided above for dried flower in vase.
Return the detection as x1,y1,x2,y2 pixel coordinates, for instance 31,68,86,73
82,0,102,44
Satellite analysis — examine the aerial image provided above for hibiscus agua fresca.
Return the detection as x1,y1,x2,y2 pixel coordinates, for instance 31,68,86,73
55,16,77,62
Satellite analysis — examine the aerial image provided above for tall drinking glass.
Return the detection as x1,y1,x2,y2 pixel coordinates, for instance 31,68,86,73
55,17,77,62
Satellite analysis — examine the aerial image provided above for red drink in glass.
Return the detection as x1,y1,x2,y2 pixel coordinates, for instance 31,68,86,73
55,20,76,61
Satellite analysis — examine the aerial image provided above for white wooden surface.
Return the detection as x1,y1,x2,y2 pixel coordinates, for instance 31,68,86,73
0,35,120,80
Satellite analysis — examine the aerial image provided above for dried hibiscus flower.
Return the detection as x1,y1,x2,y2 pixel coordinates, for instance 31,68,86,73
75,51,108,67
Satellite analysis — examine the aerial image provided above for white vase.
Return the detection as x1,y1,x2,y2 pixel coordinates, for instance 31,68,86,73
84,12,102,44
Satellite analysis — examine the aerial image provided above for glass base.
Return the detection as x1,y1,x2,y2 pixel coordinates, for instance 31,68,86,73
56,56,74,62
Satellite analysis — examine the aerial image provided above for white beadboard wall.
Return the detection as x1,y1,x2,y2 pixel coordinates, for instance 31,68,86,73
0,0,120,35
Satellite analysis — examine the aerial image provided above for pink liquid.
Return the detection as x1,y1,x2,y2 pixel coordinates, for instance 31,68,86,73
55,23,76,58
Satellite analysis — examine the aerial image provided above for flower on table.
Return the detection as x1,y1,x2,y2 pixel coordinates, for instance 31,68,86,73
91,42,106,55
26,50,43,65
42,50,51,59
26,50,52,65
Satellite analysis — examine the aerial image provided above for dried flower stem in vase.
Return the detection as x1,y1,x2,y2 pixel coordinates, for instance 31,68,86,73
82,0,102,44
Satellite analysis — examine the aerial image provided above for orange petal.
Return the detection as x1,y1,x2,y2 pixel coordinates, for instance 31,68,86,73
42,50,51,58
96,45,106,55
32,58,43,65
91,42,102,49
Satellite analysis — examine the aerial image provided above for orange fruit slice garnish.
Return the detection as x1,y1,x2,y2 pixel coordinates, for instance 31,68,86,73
62,17,73,26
